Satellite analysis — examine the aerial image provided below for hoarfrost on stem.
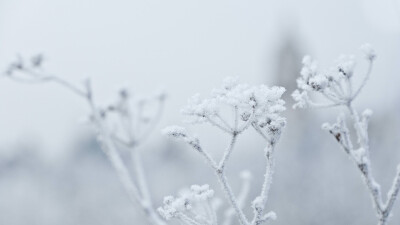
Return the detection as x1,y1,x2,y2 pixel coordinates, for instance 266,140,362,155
292,44,400,225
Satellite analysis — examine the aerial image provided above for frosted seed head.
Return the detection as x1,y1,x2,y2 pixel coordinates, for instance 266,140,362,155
292,90,309,109
362,109,373,118
308,75,328,91
336,55,356,77
181,77,286,134
190,184,214,201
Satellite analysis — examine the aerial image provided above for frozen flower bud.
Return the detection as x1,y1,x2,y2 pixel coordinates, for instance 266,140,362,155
158,194,192,220
190,184,214,201
362,109,373,119
162,126,188,138
360,43,376,61
300,55,318,79
308,75,328,91
241,112,251,121
292,90,309,109
181,94,218,123
163,126,201,151
163,196,175,205
252,196,264,211
336,55,356,77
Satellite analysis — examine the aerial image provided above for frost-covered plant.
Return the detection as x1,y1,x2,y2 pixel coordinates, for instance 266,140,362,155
5,55,167,225
158,184,218,224
292,44,400,225
162,77,286,225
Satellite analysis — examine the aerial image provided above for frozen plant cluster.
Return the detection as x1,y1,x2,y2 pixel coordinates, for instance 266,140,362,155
292,44,400,225
163,77,286,225
5,55,167,225
4,44,400,225
158,184,219,224
292,44,375,109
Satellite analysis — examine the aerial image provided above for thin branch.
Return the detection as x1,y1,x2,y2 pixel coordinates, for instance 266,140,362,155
251,142,276,225
207,116,233,134
216,170,249,225
352,59,373,100
218,133,238,170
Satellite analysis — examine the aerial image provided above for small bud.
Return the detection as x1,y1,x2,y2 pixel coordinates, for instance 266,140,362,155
362,109,373,119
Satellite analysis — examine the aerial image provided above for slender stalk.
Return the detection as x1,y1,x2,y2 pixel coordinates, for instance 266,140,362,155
216,170,249,225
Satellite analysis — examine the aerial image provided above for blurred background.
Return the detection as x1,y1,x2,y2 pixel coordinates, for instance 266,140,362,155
1,0,400,224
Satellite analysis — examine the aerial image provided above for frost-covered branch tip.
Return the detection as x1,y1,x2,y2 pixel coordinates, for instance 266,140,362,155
292,44,376,109
163,77,286,225
293,45,400,225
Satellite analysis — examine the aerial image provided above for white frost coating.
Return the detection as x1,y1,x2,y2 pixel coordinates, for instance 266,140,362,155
181,77,286,134
336,55,356,77
292,90,309,109
158,184,217,224
351,148,368,165
191,184,215,201
293,45,400,225
164,77,286,225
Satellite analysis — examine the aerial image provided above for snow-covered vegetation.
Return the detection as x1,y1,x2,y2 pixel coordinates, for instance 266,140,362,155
292,44,400,225
161,77,285,225
3,44,400,225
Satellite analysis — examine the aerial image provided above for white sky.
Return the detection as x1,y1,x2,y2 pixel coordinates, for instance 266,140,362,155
0,0,399,159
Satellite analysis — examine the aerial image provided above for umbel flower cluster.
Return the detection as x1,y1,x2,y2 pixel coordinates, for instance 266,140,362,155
163,77,286,225
293,44,375,109
180,77,286,138
292,44,400,225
